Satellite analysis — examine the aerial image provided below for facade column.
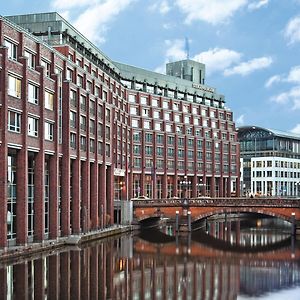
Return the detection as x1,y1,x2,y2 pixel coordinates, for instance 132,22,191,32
0,46,8,248
211,176,216,197
90,162,99,229
99,164,106,227
192,175,197,198
16,149,28,245
34,151,45,241
162,173,168,198
106,165,114,225
49,154,59,239
71,158,80,233
81,160,90,231
219,176,224,197
61,81,71,236
227,177,231,197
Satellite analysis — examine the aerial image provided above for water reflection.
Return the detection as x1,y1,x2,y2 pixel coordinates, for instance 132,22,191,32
1,217,300,299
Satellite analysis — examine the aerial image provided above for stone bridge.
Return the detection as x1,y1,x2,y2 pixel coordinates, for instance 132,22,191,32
133,197,300,234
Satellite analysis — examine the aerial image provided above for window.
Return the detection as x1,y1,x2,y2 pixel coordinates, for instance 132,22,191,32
80,136,87,151
8,75,21,98
140,96,147,105
70,111,76,128
144,120,151,129
77,74,83,87
132,119,139,128
66,68,73,81
8,111,21,132
5,40,17,60
80,115,86,131
41,60,51,77
45,122,54,141
45,91,54,110
70,133,76,149
28,117,38,137
24,50,35,69
80,95,86,111
128,94,136,103
28,83,39,104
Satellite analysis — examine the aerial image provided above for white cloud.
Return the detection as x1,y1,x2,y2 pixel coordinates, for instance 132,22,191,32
52,0,136,44
224,56,273,76
265,75,281,88
149,0,171,15
248,0,269,11
287,65,300,83
235,114,245,125
291,124,300,134
52,0,95,10
175,0,247,25
284,16,300,45
193,48,242,75
271,86,300,109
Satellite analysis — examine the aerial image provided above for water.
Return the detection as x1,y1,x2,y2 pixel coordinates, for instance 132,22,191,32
1,216,300,299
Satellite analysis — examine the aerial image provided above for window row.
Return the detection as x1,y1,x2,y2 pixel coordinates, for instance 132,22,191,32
8,111,53,140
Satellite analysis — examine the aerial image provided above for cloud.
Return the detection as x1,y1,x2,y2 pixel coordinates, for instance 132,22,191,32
265,75,281,88
287,65,300,83
291,124,300,134
248,0,269,11
52,0,136,44
284,16,300,45
193,48,242,75
175,0,247,25
149,0,171,14
224,56,273,76
235,114,245,125
271,86,300,109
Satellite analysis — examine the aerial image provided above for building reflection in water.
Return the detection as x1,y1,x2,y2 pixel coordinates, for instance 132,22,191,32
1,218,300,300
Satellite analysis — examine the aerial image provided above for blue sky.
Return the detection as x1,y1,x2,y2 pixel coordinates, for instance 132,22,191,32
1,0,300,133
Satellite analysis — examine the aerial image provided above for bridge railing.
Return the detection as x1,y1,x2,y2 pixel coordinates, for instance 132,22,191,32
132,197,300,208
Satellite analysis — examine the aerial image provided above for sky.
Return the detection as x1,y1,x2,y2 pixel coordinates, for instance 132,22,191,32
1,0,300,134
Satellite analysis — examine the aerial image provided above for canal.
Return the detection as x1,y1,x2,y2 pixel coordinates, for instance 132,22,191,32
1,216,300,299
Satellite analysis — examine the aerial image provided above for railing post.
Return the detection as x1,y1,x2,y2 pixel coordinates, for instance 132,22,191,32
175,211,179,232
291,212,296,236
188,211,191,232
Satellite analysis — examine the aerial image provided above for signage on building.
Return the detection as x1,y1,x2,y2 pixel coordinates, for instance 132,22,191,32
114,168,125,176
192,83,215,93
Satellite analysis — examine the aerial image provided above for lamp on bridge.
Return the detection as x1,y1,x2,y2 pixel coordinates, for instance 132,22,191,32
179,175,191,202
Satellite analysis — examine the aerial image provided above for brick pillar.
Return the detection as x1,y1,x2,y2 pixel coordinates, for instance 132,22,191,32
81,160,90,232
99,164,106,227
106,165,114,225
49,154,58,239
48,254,59,300
70,251,81,299
227,177,231,197
173,174,178,198
16,149,28,245
34,151,45,241
90,162,99,229
61,81,71,236
128,170,133,200
192,176,197,198
219,176,224,197
211,176,216,198
0,46,8,248
71,158,80,234
162,173,168,198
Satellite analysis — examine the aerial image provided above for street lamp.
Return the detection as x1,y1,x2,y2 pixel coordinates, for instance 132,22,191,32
179,175,191,200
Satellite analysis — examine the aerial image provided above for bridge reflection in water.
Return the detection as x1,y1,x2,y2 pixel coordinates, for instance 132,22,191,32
1,218,300,299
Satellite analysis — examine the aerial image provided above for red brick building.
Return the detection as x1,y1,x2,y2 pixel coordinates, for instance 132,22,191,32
0,13,240,248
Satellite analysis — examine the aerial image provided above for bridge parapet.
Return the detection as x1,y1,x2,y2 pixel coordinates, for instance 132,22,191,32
133,197,300,208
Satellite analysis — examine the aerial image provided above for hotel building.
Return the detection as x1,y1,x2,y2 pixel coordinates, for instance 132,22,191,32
0,12,240,248
238,126,300,197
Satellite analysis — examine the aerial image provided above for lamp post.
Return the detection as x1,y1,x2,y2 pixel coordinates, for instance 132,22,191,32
179,175,191,203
